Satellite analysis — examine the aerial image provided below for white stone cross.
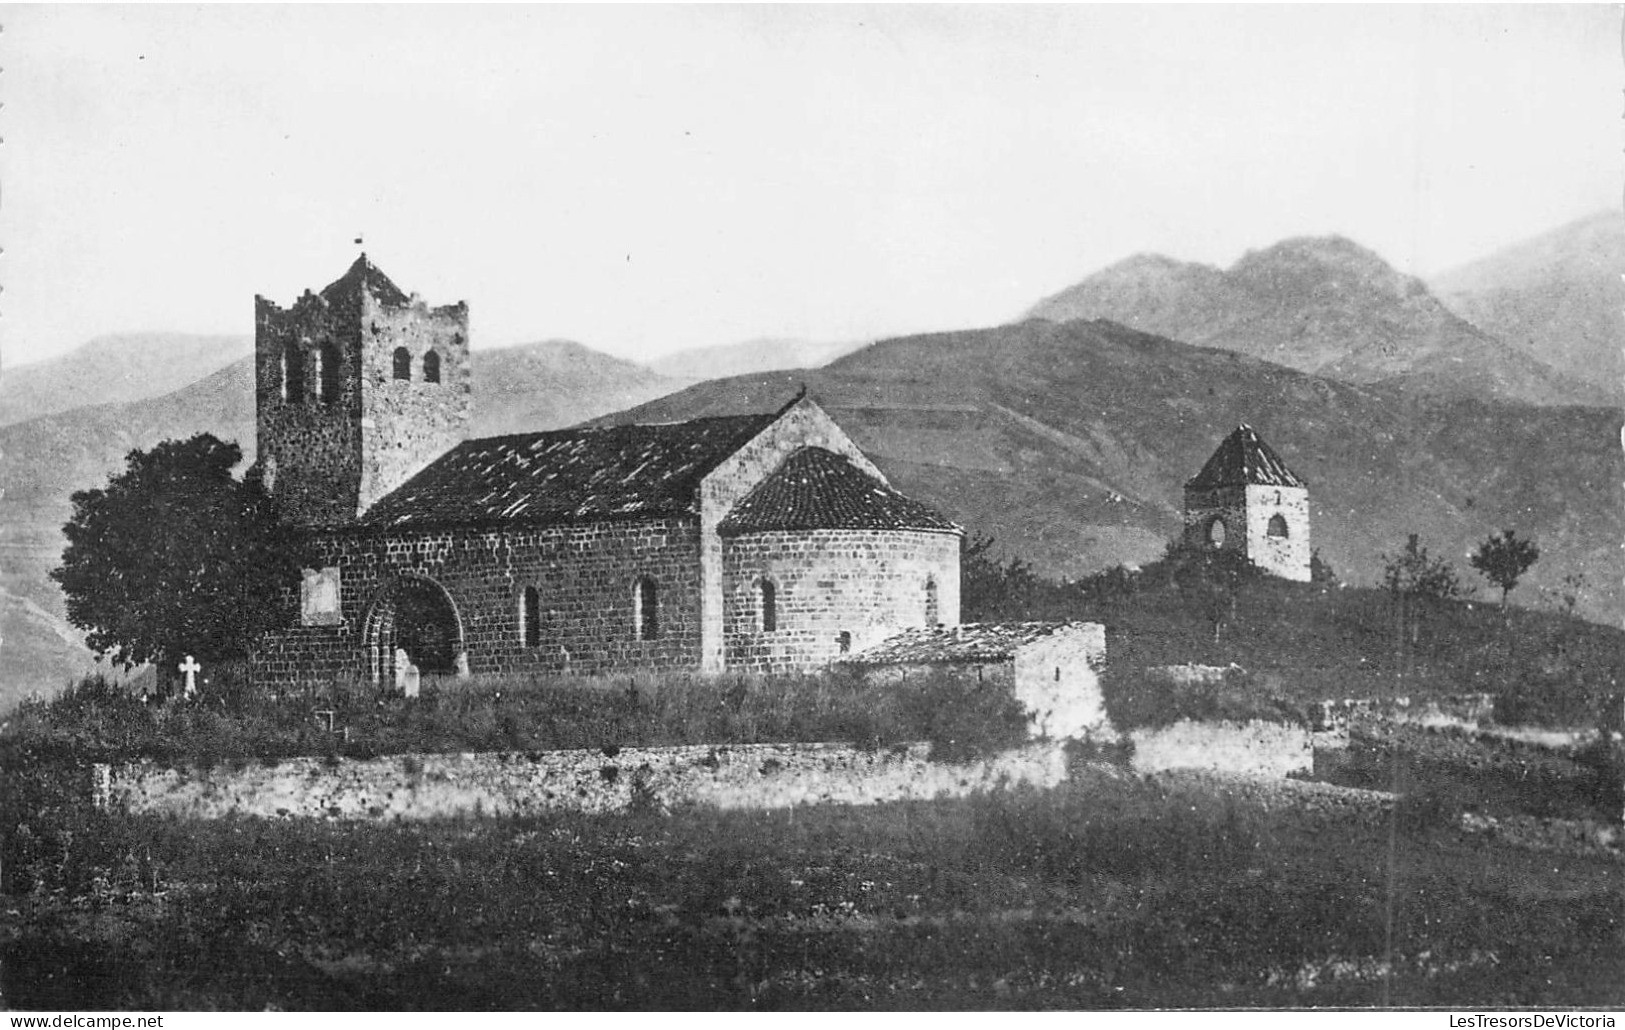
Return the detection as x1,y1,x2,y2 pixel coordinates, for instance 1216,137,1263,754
178,655,201,698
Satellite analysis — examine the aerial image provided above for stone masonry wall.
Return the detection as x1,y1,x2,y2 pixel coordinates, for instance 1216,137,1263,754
94,741,1070,821
1183,485,1247,555
356,293,471,515
721,528,961,671
1012,623,1108,739
254,288,470,527
251,519,704,688
1244,484,1310,582
698,398,890,671
1129,718,1314,778
255,291,366,527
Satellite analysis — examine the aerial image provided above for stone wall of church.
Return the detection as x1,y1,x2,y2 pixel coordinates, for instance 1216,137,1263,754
253,291,470,527
255,292,367,527
720,528,961,672
355,294,471,514
1243,484,1311,582
250,518,705,689
1182,485,1248,554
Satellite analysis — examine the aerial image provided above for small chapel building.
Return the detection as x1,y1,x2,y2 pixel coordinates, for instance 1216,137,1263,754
1182,424,1311,582
248,256,962,689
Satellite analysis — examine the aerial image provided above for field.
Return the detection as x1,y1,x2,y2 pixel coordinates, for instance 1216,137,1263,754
4,761,1619,1010
4,578,1620,1010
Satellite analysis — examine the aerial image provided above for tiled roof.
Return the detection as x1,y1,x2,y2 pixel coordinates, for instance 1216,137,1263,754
1186,424,1308,489
842,622,1080,664
718,447,960,537
360,413,777,530
320,254,411,309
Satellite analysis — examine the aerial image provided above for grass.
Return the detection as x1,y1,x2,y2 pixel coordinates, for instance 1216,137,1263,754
976,573,1623,731
1,666,1030,767
3,767,1618,1010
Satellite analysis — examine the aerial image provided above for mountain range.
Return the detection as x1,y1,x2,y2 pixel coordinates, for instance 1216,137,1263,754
1431,211,1623,401
606,317,1621,625
2,215,1618,707
1026,232,1610,406
648,337,865,381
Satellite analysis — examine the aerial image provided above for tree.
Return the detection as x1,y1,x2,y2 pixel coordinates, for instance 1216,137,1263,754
1470,529,1539,607
1380,534,1463,603
51,434,299,678
960,532,1043,621
1153,539,1262,644
1379,534,1465,671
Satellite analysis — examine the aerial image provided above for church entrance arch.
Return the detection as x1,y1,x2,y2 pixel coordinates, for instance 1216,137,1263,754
363,574,465,686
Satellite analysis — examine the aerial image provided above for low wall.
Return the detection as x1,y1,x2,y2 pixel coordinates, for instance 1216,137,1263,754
93,741,1069,821
1129,719,1313,778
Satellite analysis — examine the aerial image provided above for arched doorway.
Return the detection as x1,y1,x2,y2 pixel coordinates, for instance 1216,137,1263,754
363,575,465,685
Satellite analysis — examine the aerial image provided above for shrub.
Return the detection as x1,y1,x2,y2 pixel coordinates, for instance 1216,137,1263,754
1101,665,1309,732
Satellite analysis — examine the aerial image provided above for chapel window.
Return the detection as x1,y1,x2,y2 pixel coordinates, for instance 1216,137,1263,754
521,586,541,648
1207,517,1227,548
758,579,777,633
924,576,939,625
1267,514,1290,539
633,577,659,641
423,349,442,384
837,630,852,654
281,342,304,402
318,341,342,404
393,347,412,380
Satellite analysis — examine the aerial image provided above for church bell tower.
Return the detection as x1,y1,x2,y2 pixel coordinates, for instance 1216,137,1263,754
253,255,472,527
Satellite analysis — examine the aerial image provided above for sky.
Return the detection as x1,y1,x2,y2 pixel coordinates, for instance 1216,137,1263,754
3,4,1619,368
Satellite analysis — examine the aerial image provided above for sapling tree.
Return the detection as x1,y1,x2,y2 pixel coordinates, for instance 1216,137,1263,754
1469,529,1539,608
52,434,299,680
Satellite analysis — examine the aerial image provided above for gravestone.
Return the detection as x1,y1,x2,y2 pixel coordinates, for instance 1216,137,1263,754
395,647,421,698
178,655,201,698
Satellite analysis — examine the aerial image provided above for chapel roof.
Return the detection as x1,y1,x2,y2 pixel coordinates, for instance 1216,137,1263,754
319,253,412,309
718,446,960,537
842,622,1082,665
1185,423,1308,490
359,413,777,531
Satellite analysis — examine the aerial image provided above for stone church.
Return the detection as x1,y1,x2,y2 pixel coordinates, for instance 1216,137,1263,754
248,257,962,689
1183,424,1312,582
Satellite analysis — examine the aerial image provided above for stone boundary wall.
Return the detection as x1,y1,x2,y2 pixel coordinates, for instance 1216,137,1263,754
1312,694,1498,751
93,741,1068,822
1129,719,1313,778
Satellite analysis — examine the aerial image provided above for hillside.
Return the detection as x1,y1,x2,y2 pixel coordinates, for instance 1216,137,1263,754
605,318,1623,626
1,333,252,427
1431,211,1624,402
1025,236,1602,406
649,337,866,381
0,340,682,708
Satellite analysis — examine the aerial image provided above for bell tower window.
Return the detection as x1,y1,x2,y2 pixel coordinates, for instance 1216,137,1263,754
393,347,413,380
1267,513,1289,538
281,342,304,402
318,341,342,404
423,349,442,384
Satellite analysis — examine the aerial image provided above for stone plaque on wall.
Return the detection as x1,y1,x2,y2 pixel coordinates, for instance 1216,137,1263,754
301,567,343,626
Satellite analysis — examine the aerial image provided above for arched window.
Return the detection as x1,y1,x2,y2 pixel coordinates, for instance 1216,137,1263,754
924,576,939,625
1267,514,1289,539
758,579,777,632
837,630,852,654
521,586,541,648
318,341,342,404
393,347,412,380
281,342,304,402
633,577,659,641
423,349,441,384
1207,517,1228,548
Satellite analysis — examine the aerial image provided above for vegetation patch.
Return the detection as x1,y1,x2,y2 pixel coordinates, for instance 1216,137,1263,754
1100,665,1310,732
1,665,1031,769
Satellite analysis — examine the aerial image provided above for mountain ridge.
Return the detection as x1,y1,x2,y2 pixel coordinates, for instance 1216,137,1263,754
1026,234,1604,406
